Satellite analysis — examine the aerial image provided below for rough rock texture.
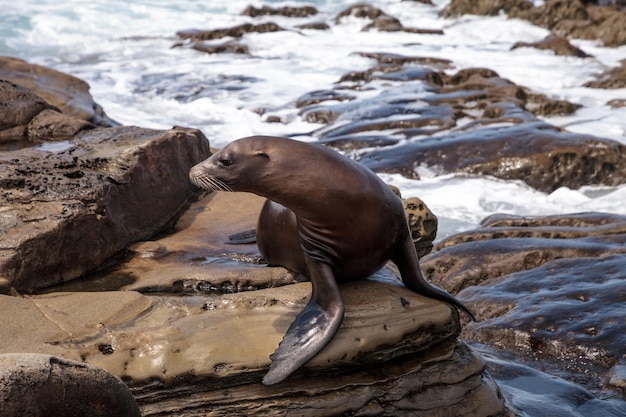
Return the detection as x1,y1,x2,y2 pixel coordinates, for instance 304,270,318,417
441,0,626,47
0,79,94,145
420,212,626,397
584,59,626,88
511,35,592,57
176,22,285,42
0,125,211,292
241,5,318,18
334,3,444,34
0,353,141,417
0,56,118,127
359,120,625,193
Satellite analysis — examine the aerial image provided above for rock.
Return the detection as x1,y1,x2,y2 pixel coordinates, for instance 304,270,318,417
176,22,285,42
0,286,508,416
419,212,626,397
442,0,626,47
0,125,211,292
511,35,592,57
241,5,318,18
191,40,250,55
404,197,438,258
359,121,626,193
584,59,626,88
0,80,94,145
334,3,443,34
0,353,141,417
440,0,533,18
0,56,118,127
296,58,625,192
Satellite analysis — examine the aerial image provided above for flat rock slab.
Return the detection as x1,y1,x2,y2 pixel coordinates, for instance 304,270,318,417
0,284,507,416
0,125,210,292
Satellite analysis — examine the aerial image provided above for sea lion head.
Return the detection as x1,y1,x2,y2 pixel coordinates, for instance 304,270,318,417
189,136,273,193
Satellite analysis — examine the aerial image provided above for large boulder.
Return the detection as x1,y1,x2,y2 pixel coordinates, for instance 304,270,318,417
0,56,118,126
0,125,211,292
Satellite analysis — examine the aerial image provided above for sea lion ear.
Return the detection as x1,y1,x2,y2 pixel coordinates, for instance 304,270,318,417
255,151,270,160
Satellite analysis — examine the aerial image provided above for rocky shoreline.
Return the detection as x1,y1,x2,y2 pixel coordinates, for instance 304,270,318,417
2,1,626,415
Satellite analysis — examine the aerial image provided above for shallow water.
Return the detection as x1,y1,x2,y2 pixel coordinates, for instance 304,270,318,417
4,0,626,414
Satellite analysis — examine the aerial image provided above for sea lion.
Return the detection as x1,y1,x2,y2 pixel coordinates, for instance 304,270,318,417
189,135,474,385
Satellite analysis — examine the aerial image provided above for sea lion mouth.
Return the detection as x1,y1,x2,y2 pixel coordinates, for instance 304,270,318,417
190,174,233,192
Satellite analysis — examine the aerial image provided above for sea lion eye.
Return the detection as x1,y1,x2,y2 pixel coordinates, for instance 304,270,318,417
220,159,233,167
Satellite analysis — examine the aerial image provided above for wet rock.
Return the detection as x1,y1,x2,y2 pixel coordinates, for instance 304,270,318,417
334,3,388,23
359,121,626,193
191,40,249,55
404,197,438,258
0,80,94,145
299,57,624,192
0,56,118,127
442,0,626,46
0,125,210,292
0,353,141,417
511,35,592,57
584,59,626,88
241,5,318,18
295,22,330,31
176,22,285,42
608,98,626,108
420,212,626,397
334,3,443,34
440,0,533,18
0,285,508,416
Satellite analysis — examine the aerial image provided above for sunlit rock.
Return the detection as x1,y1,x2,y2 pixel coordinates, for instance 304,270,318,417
0,125,210,292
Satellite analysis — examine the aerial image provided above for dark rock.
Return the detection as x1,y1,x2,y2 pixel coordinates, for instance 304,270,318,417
419,212,626,396
295,89,356,108
0,80,94,146
334,3,387,23
0,126,210,292
295,22,330,30
191,40,249,54
511,35,592,57
0,354,141,417
176,22,284,41
241,5,318,18
442,0,626,46
359,121,626,193
584,59,626,88
0,56,118,127
440,0,533,18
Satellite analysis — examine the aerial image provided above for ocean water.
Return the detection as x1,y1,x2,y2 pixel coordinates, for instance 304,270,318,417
2,0,626,414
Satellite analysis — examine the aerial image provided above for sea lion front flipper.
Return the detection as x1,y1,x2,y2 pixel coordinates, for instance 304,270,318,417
392,233,476,322
262,261,344,385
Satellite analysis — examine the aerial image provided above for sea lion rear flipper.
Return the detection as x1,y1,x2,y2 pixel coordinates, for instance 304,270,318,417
393,234,476,322
225,229,257,244
262,261,344,385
